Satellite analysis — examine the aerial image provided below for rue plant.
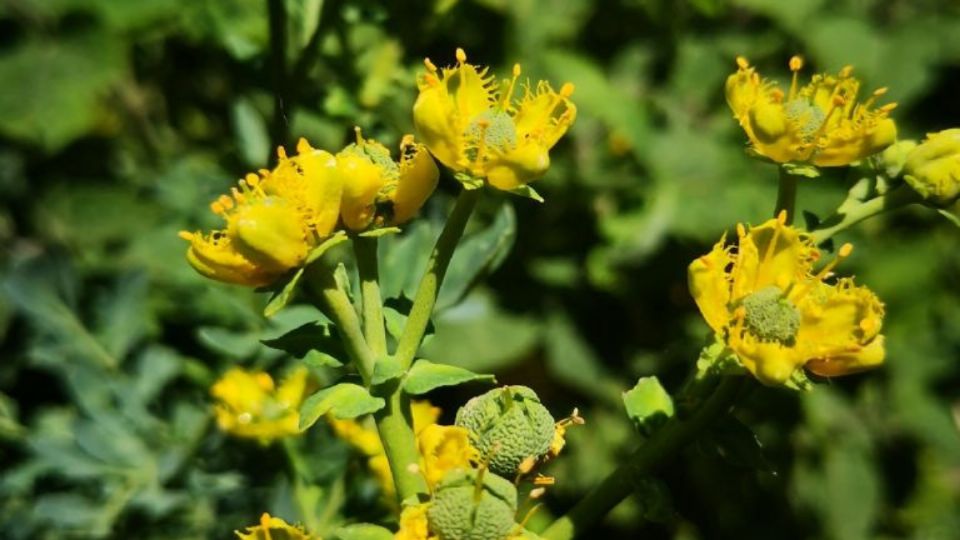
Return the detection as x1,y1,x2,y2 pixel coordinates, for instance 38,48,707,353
180,44,959,540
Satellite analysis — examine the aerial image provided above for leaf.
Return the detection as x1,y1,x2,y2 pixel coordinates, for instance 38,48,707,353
437,203,517,310
260,322,344,360
371,355,403,386
331,524,394,540
305,231,349,265
303,349,344,368
507,184,545,203
0,33,127,151
196,327,261,358
403,360,496,395
937,209,960,228
93,272,154,360
422,291,540,372
299,384,385,430
232,97,270,166
622,377,674,435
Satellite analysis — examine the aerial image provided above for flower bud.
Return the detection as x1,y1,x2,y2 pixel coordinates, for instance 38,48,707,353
903,129,960,206
427,469,517,540
455,386,555,477
877,139,917,179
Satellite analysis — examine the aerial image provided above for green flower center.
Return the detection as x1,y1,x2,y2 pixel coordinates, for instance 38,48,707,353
784,99,826,140
742,286,801,344
465,110,517,154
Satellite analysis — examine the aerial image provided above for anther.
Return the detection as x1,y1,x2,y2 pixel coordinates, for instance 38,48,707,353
354,126,364,145
560,82,575,97
210,201,224,214
736,56,750,69
789,55,804,72
839,65,854,78
529,488,546,500
424,57,437,72
177,231,195,241
879,103,898,113
456,48,467,64
277,146,287,160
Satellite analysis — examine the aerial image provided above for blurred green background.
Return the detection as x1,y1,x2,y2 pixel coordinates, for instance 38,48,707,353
1,0,959,538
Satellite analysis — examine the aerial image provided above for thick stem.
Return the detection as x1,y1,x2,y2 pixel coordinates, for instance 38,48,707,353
810,186,918,244
312,265,426,502
776,167,800,224
313,267,376,383
541,377,746,540
373,381,429,501
354,237,388,356
267,0,289,153
394,189,481,369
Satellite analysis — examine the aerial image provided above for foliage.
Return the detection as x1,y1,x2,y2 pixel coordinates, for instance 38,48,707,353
1,0,959,539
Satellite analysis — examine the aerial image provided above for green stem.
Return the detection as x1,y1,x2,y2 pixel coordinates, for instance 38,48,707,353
282,439,320,532
776,167,800,224
394,188,481,369
810,186,918,244
354,237,388,356
311,264,427,502
313,267,376,383
541,377,746,540
373,381,428,501
267,0,289,152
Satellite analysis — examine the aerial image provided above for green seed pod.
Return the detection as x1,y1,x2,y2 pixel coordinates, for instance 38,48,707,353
427,469,518,540
455,386,555,477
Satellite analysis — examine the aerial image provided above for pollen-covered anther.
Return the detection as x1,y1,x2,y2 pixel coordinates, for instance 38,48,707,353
736,56,750,69
455,47,467,63
789,55,804,71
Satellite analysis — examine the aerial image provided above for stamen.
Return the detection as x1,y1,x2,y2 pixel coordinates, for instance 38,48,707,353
260,514,273,540
424,57,437,73
277,146,287,160
813,243,853,281
456,47,467,64
789,55,803,100
177,231,195,241
210,201,224,214
839,65,854,78
354,126,364,146
500,63,522,110
534,475,555,486
529,488,546,500
219,195,234,210
736,56,750,70
879,102,898,114
518,503,543,528
560,82,575,98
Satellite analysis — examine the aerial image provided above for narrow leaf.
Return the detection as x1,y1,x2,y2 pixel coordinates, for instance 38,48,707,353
299,383,385,430
403,359,496,395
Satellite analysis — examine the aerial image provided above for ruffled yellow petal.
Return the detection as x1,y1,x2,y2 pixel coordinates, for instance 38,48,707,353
391,136,440,223
739,216,818,294
289,139,342,237
235,513,313,540
228,199,309,272
181,231,276,287
732,336,803,385
687,236,733,333
806,334,885,376
486,141,550,190
338,152,388,231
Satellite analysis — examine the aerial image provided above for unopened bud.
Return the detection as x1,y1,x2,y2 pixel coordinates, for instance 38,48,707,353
903,129,960,206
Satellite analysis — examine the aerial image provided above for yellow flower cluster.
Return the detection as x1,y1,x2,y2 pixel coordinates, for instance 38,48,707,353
180,134,438,286
414,48,576,190
726,56,897,167
328,401,477,498
235,513,313,540
210,366,310,444
689,212,885,385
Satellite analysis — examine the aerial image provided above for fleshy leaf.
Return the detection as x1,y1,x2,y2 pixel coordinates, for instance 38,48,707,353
506,184,545,203
299,383,385,430
402,359,496,395
371,355,403,386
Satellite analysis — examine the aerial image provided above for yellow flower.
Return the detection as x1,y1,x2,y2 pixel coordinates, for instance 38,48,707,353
418,425,478,490
235,512,313,540
337,129,439,231
726,56,897,167
395,504,435,540
179,138,342,287
413,48,576,190
903,128,960,206
688,213,885,385
211,366,310,444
